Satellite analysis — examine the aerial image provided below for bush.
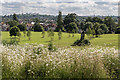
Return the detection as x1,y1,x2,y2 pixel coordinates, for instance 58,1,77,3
17,24,26,31
72,39,90,46
2,38,19,45
34,23,44,32
48,41,57,51
115,28,120,34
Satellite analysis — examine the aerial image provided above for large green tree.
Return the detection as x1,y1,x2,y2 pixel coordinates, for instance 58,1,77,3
93,22,102,37
104,17,116,33
9,26,20,37
56,11,64,32
100,24,109,34
79,22,93,40
64,13,78,31
67,22,78,33
86,17,103,24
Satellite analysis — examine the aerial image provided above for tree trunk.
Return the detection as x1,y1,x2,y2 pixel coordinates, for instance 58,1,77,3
72,34,74,37
29,37,30,40
80,31,85,41
59,36,61,40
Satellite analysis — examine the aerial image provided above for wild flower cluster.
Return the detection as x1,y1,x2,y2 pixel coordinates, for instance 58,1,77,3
1,44,119,79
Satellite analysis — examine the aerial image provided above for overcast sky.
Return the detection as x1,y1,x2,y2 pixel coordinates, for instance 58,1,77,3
0,0,119,16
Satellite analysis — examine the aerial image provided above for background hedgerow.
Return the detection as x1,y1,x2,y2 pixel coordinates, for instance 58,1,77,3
1,44,119,79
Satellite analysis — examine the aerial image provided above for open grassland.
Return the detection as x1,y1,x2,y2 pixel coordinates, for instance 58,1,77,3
2,31,118,48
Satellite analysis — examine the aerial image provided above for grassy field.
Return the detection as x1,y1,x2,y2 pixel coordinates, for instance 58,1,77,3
1,32,119,78
1,31,118,48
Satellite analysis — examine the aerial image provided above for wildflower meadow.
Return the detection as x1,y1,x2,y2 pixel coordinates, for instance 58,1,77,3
1,44,119,79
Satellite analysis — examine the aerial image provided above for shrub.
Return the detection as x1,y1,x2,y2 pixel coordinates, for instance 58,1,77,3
58,29,62,40
2,38,19,45
42,30,45,38
34,23,44,32
17,24,26,31
27,30,31,40
48,41,56,51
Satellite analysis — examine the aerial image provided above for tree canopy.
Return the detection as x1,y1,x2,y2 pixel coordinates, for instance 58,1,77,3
67,22,78,33
56,11,64,32
9,26,20,37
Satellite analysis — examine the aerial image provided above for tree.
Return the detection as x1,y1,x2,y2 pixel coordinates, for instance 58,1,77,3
100,24,109,34
58,29,62,40
8,20,19,28
67,22,78,33
17,24,27,31
23,30,26,37
42,30,45,38
72,29,75,37
64,13,77,30
79,22,93,40
84,22,93,31
91,28,96,37
93,22,102,37
56,11,64,32
104,17,115,33
17,32,21,41
9,26,21,43
47,30,50,37
115,26,120,34
86,27,92,39
34,18,40,23
68,30,71,37
33,23,44,32
9,26,20,37
49,29,54,41
27,30,31,40
13,13,18,22
86,17,103,24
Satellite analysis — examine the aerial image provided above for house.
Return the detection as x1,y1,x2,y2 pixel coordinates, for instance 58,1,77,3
19,20,23,24
0,22,9,31
26,23,33,30
45,24,57,31
31,22,35,25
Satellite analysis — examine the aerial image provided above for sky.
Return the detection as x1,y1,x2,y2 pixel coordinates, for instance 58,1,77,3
0,0,119,16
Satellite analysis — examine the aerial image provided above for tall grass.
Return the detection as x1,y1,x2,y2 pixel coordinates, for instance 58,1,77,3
1,44,119,79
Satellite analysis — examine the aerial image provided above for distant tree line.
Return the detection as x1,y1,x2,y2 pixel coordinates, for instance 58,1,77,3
56,11,120,35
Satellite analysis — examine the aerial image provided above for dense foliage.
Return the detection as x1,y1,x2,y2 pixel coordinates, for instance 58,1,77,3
8,20,19,28
56,11,64,32
33,23,44,32
9,26,20,37
17,24,27,31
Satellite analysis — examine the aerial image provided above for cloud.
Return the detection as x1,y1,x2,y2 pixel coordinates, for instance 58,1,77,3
1,0,118,16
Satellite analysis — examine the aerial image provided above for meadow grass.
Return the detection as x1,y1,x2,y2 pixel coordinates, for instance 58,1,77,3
1,44,119,79
1,31,118,48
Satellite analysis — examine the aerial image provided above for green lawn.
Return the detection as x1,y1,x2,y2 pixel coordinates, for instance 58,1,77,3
1,31,119,48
